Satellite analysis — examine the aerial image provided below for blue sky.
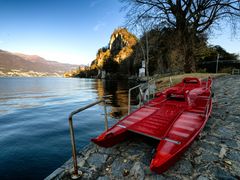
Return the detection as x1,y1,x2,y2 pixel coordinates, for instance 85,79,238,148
0,0,239,65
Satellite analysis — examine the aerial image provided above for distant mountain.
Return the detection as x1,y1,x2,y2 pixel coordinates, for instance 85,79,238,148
0,49,80,77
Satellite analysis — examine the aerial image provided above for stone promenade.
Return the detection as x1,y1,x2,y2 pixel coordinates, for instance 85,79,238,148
46,75,240,180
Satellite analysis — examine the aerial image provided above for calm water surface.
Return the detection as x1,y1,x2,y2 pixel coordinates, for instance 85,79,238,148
0,77,134,179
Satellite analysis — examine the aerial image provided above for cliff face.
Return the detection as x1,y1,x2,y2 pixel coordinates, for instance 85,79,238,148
96,49,111,68
91,28,137,70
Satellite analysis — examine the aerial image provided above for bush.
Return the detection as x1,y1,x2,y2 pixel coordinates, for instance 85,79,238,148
218,67,232,74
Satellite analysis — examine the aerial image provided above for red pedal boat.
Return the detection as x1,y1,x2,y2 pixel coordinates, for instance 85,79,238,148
92,77,213,174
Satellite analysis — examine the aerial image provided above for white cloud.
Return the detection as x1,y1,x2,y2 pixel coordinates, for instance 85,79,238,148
90,0,103,8
90,1,97,7
93,22,106,31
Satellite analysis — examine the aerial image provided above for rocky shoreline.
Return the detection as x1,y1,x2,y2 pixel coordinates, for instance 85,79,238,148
0,70,62,77
45,75,240,180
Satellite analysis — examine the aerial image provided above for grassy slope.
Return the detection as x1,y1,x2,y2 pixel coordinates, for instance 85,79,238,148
153,73,226,91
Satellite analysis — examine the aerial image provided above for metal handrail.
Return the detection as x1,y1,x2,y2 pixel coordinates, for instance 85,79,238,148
68,98,108,178
128,84,142,115
232,68,240,75
128,80,158,115
204,92,212,119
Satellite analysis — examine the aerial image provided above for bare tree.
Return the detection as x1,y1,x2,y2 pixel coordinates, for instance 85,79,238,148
135,20,152,79
121,0,240,72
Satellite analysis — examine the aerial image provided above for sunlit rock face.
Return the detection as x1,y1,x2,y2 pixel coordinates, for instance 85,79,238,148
96,49,111,68
109,28,137,63
91,28,137,69
110,30,128,56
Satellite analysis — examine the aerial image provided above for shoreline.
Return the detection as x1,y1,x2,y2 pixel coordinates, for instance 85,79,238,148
46,75,240,180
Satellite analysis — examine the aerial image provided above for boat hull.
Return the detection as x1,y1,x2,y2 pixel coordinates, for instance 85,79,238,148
91,127,129,147
92,77,213,174
151,101,212,173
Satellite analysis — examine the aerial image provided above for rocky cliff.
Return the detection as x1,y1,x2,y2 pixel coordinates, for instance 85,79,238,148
91,28,137,70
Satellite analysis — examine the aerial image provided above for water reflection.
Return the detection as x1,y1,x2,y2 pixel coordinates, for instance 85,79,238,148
95,79,136,119
0,77,138,180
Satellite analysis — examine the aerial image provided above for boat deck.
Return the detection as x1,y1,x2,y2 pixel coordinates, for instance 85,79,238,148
120,99,187,140
90,77,213,174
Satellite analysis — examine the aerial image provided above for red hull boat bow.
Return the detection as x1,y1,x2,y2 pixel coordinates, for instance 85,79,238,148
92,77,213,174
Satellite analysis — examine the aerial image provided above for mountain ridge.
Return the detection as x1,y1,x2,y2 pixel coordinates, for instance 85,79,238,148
0,49,81,77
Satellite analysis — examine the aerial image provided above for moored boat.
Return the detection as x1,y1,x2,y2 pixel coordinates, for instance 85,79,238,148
92,77,213,173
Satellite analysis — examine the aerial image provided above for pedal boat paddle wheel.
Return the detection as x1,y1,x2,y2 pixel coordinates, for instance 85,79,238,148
92,77,213,174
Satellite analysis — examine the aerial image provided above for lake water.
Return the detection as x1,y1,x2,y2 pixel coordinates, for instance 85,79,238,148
0,77,135,179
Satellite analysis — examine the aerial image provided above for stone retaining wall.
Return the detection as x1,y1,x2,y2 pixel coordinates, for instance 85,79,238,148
45,75,240,180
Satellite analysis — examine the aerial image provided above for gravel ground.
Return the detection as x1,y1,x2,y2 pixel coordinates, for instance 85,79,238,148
45,75,240,180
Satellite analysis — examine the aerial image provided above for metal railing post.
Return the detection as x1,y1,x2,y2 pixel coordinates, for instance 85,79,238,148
103,100,108,130
68,117,79,178
169,77,173,87
139,89,142,107
67,98,110,178
128,84,141,115
128,90,131,115
216,53,219,74
148,82,150,102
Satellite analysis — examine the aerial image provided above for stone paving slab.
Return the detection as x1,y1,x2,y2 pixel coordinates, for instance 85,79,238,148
45,75,240,180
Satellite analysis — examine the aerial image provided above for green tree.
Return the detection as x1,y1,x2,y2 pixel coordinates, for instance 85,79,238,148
102,57,119,73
